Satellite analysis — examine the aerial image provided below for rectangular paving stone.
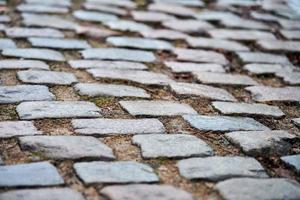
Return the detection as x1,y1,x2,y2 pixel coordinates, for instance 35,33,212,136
186,37,249,52
0,161,64,187
0,15,10,23
194,72,259,86
170,82,237,102
0,60,49,70
25,0,71,7
140,29,189,40
173,48,229,65
177,156,267,181
120,100,197,116
0,188,85,200
74,161,159,184
75,25,120,38
245,86,300,102
87,69,173,86
215,178,300,200
275,71,300,85
17,101,102,119
194,10,239,21
208,29,276,41
17,4,69,14
162,19,214,33
148,3,197,17
183,115,269,132
72,118,165,136
106,37,173,50
75,83,150,98
212,101,285,118
87,0,136,9
19,136,115,160
281,154,300,173
293,118,300,128
280,30,300,40
236,52,291,64
0,38,17,49
243,63,294,75
0,85,55,104
221,18,270,30
2,48,65,61
68,60,147,70
73,10,118,23
164,61,225,73
101,184,195,200
154,0,204,7
103,20,152,32
131,11,176,22
83,2,128,16
225,130,296,156
17,70,78,85
217,0,260,6
0,121,43,138
132,134,213,159
257,40,300,52
28,37,91,49
81,48,156,63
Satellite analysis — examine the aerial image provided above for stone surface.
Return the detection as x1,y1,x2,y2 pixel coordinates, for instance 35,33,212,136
120,100,197,116
68,60,147,70
0,188,85,200
75,83,150,98
0,60,49,70
83,2,127,16
177,156,267,181
0,121,43,138
225,130,296,156
17,4,69,14
106,37,173,50
148,3,196,17
0,161,64,187
103,20,152,32
221,18,270,30
19,136,115,160
194,72,258,86
0,156,3,165
257,40,300,52
162,19,214,33
281,154,300,172
164,61,225,73
236,52,291,64
74,161,159,184
215,178,300,200
28,37,91,49
243,63,294,75
173,48,229,65
81,48,156,62
17,70,78,85
101,184,195,200
87,69,173,86
0,38,17,49
140,29,189,40
154,0,204,7
0,85,55,104
17,101,102,119
183,115,269,132
212,101,285,118
75,25,120,39
72,118,165,136
25,0,71,7
293,118,300,128
86,0,136,9
245,86,300,102
170,82,237,102
2,48,65,61
281,30,300,39
208,29,276,41
5,27,64,38
73,10,118,22
132,134,213,159
131,11,176,22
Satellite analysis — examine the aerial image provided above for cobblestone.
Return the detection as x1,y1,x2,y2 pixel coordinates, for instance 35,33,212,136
0,121,43,138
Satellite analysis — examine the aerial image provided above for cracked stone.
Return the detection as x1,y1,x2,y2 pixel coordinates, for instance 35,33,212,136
2,48,65,61
0,121,43,138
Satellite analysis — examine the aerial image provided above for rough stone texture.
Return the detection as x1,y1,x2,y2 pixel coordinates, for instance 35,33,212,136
208,29,276,41
101,184,195,200
81,48,156,62
153,0,204,7
17,70,78,85
243,63,294,75
148,3,197,17
74,161,159,184
257,40,300,52
0,85,55,104
162,19,214,33
212,101,285,118
281,154,300,172
214,178,300,200
132,134,213,159
173,48,229,65
0,188,85,200
245,86,300,102
140,29,189,40
221,18,270,30
183,115,269,132
0,38,17,49
75,25,120,39
75,83,150,98
17,101,102,119
120,100,197,116
103,20,152,32
83,2,127,16
170,82,237,102
225,130,296,156
276,71,300,85
236,52,291,64
5,27,64,38
293,118,300,128
0,121,43,138
0,161,64,187
164,61,225,73
72,118,165,136
2,48,65,61
28,37,91,49
25,0,71,7
17,4,69,14
73,10,118,22
0,60,49,70
281,30,300,40
87,69,173,86
86,0,136,8
19,136,115,160
177,156,267,181
68,60,147,70
131,11,176,22
106,37,173,50
194,72,259,86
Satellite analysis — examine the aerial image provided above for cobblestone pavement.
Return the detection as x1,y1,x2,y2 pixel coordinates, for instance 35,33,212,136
0,0,300,199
